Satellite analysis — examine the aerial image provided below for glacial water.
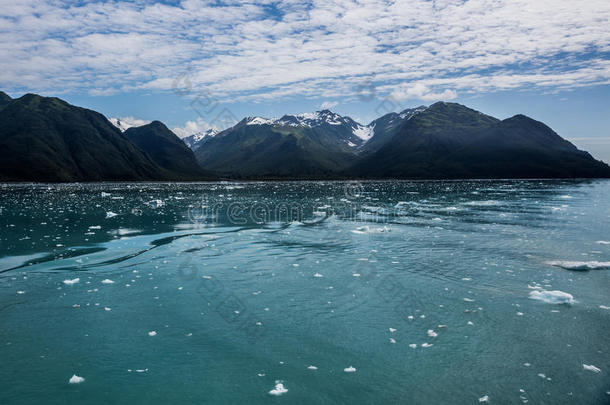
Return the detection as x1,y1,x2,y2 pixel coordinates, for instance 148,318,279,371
0,180,608,404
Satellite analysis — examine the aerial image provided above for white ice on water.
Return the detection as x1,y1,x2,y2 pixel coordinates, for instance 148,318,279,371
529,290,575,305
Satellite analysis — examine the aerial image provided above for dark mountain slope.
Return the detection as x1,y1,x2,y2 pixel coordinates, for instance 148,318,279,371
124,121,212,179
0,94,166,182
351,102,500,177
432,115,610,178
0,91,11,110
195,121,356,178
351,103,610,179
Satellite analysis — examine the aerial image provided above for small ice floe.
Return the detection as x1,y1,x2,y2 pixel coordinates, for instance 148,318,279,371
101,279,114,284
427,330,438,338
146,199,165,209
463,298,475,302
389,338,396,344
307,365,318,370
467,321,474,326
88,225,101,230
545,260,610,271
409,344,417,349
63,278,80,285
313,273,324,278
517,312,524,316
17,291,25,294
105,211,118,219
479,395,489,402
352,273,361,277
148,331,157,337
438,325,447,329
344,366,357,373
583,364,601,373
389,328,396,333
538,373,546,379
421,343,433,348
595,241,610,245
523,363,531,367
529,290,575,305
69,375,85,384
351,226,391,234
269,382,288,396
600,305,610,310
104,307,111,311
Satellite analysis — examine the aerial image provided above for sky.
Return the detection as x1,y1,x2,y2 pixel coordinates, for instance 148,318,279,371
1,0,609,162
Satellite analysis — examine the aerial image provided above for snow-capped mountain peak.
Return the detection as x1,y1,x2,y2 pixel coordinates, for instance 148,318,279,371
182,128,219,150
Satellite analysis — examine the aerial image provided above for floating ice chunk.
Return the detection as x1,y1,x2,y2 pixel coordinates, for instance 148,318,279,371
63,278,80,285
104,307,111,311
529,290,575,305
17,291,25,294
421,343,433,348
101,279,114,284
517,312,524,316
69,375,85,384
595,241,610,245
148,331,157,337
146,199,165,209
583,364,601,373
88,225,101,230
344,366,357,373
313,273,324,278
600,305,609,310
545,260,610,271
467,321,474,325
269,382,288,396
463,298,475,302
307,365,318,370
427,330,438,338
352,273,361,277
389,328,396,333
479,395,489,402
409,344,417,349
389,338,396,344
351,226,391,234
105,211,118,219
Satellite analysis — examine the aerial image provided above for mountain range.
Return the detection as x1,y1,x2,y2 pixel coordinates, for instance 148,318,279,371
1,90,609,181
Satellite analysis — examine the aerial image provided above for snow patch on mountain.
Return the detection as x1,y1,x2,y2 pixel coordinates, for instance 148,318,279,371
108,117,150,132
182,128,219,149
353,124,374,141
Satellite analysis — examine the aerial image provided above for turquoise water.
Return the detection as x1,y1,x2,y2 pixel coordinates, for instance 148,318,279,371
0,180,609,404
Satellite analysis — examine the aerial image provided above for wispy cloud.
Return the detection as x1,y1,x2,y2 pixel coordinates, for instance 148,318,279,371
1,0,609,102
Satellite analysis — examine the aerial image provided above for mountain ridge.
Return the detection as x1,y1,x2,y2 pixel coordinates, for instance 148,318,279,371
1,91,609,181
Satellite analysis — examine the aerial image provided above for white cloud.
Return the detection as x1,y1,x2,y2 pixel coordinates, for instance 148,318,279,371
0,0,609,102
320,100,338,109
172,118,213,138
108,116,150,131
391,83,457,102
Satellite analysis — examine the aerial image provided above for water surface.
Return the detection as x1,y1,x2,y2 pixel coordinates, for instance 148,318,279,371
1,180,609,404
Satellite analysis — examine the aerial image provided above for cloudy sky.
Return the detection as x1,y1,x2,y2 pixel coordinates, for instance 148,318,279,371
1,0,609,161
